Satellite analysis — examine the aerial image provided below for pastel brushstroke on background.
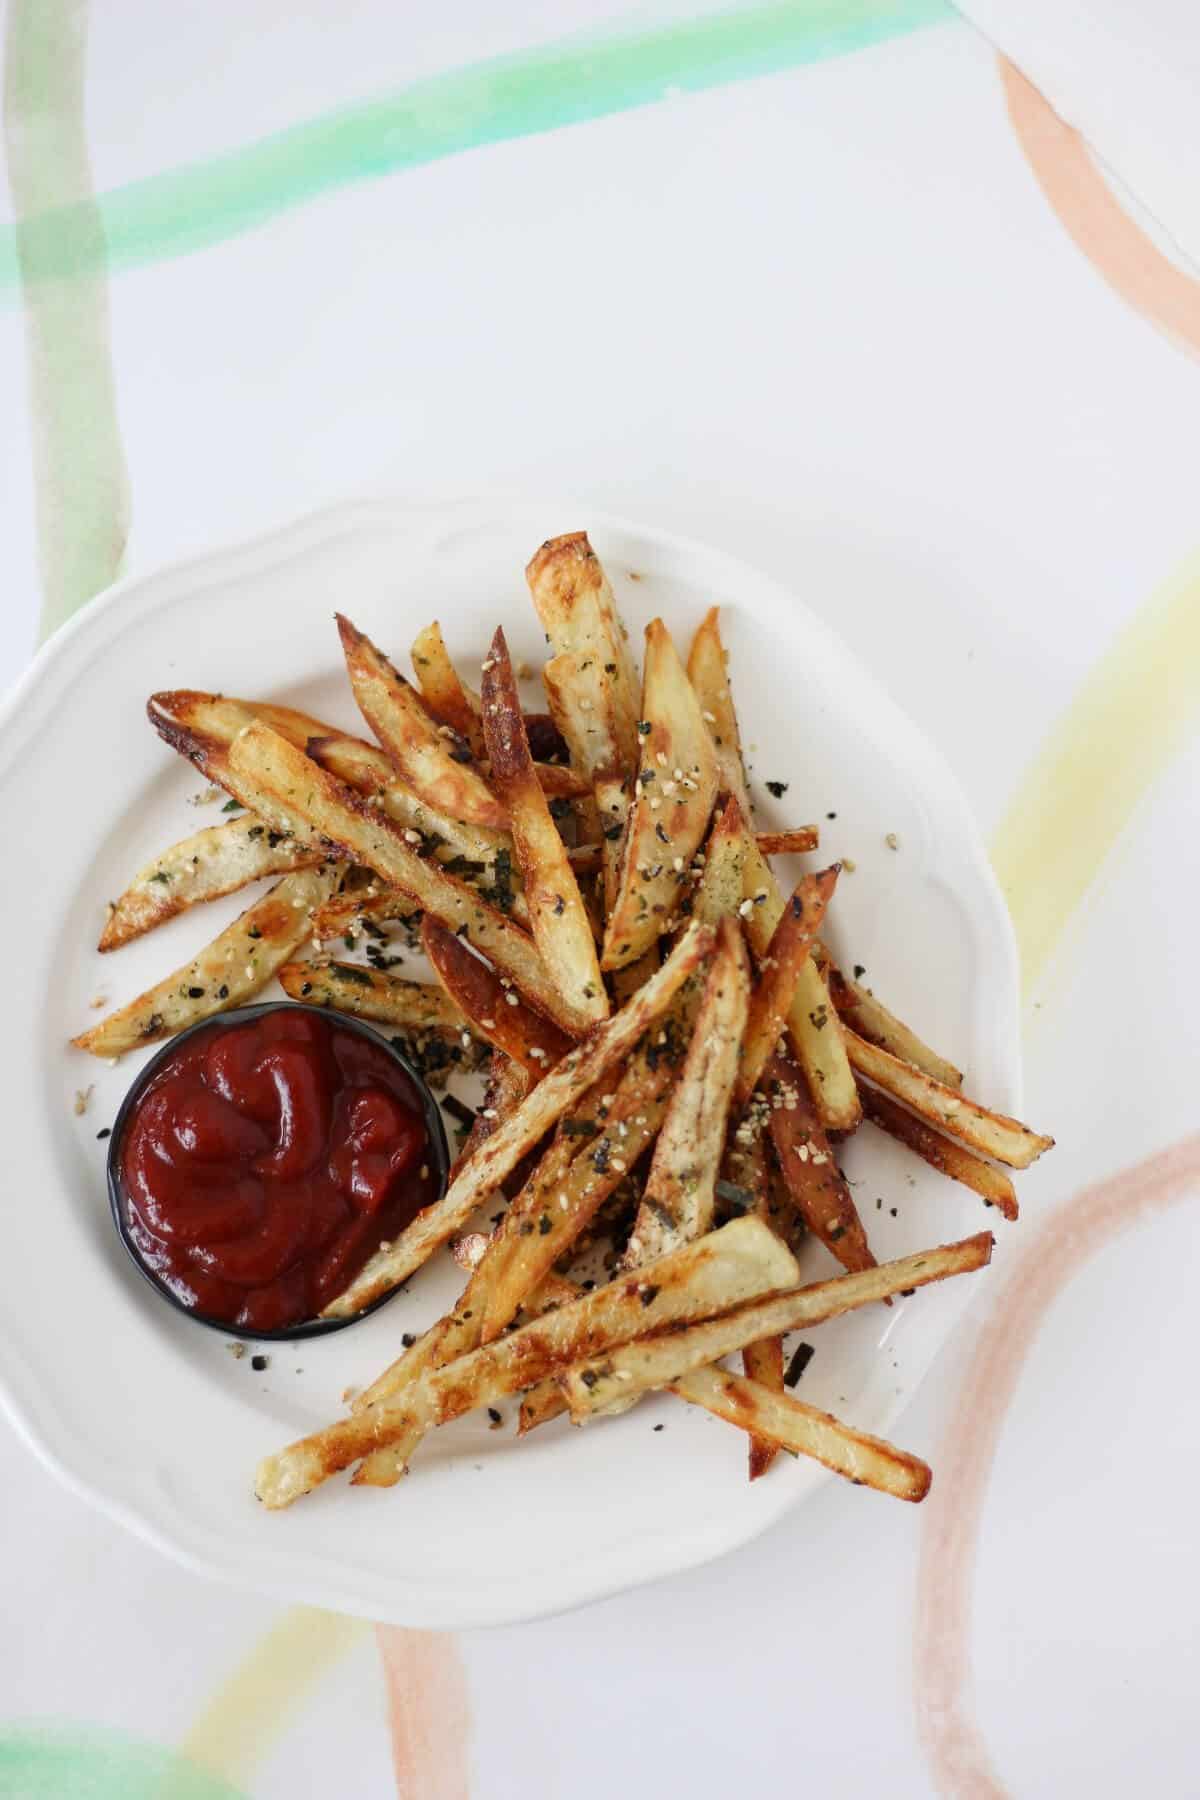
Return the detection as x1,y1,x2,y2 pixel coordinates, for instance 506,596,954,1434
989,545,1200,999
0,0,951,296
914,1134,1200,1798
3,0,129,639
1000,58,1200,358
0,1725,249,1800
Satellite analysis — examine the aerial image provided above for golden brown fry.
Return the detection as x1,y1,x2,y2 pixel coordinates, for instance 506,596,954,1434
559,1230,994,1416
541,649,632,907
147,689,339,755
762,1051,876,1276
449,1055,530,1176
147,698,327,845
821,952,963,1088
671,1367,931,1502
527,531,641,771
626,917,750,1262
336,613,507,828
754,828,820,857
481,626,608,1025
410,619,487,758
255,1215,799,1507
741,1336,785,1480
224,720,591,1035
843,1030,1054,1169
309,886,417,943
687,605,752,815
72,865,339,1058
734,865,839,1108
601,619,719,970
99,818,319,951
477,1047,680,1343
308,730,512,866
858,1082,1019,1219
740,833,860,1131
684,606,860,1129
322,920,714,1315
694,795,748,925
276,959,464,1034
421,917,573,1075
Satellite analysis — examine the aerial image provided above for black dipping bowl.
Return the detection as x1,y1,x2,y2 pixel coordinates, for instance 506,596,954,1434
107,1002,451,1341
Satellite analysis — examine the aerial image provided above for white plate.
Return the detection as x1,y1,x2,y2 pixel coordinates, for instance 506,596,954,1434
0,497,1019,1628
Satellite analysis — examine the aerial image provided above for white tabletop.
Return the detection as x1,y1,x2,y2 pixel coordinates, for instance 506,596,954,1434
2,4,1198,1795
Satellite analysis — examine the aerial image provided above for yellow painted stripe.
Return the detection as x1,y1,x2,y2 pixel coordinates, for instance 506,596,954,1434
991,548,1200,997
180,1609,366,1787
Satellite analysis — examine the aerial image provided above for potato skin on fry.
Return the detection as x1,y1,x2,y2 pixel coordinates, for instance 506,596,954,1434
763,1051,877,1277
858,1082,1019,1218
421,916,573,1075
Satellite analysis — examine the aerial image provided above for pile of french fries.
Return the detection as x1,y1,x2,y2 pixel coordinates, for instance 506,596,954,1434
73,531,1054,1510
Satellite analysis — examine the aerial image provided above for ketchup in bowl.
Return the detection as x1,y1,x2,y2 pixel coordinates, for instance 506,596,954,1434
109,1005,447,1336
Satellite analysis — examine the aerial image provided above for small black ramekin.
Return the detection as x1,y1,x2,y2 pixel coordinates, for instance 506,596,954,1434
107,1001,450,1341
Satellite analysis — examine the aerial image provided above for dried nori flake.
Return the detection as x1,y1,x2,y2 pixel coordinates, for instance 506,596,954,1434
765,780,789,799
335,964,375,987
783,1343,814,1387
715,1179,754,1213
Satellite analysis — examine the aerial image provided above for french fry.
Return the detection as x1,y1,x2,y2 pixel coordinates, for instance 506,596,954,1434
409,626,582,800
685,607,860,1129
147,689,339,756
224,720,591,1034
693,795,748,925
351,1128,585,1487
821,952,963,1088
763,1051,876,1276
734,865,839,1107
421,917,573,1075
254,1214,800,1506
336,613,508,829
276,959,465,1035
843,1030,1054,1169
601,620,719,970
309,886,418,944
741,1335,785,1481
754,828,820,857
450,1054,530,1175
477,1043,682,1343
559,1230,994,1417
541,649,631,908
307,730,516,885
686,605,753,815
857,1083,1019,1219
671,1367,932,1502
322,921,714,1314
740,833,860,1131
73,865,339,1058
411,619,487,758
626,917,750,1262
99,818,319,951
147,699,327,846
526,532,641,771
481,627,608,1025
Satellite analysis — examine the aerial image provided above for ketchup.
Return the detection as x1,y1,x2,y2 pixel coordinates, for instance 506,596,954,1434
117,1009,440,1332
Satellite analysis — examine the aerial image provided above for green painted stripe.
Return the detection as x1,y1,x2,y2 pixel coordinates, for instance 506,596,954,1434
3,0,130,638
1,0,951,294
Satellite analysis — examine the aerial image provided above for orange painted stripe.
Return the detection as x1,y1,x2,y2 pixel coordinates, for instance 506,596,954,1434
1000,57,1200,357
